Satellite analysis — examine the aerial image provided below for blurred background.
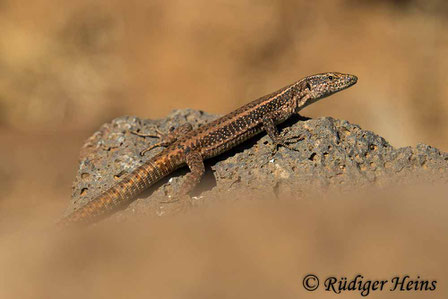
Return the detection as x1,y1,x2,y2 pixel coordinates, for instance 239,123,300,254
0,0,447,298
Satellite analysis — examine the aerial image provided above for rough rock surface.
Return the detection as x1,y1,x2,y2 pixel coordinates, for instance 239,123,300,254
66,109,448,220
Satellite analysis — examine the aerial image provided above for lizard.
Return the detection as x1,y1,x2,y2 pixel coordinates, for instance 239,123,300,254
59,72,358,226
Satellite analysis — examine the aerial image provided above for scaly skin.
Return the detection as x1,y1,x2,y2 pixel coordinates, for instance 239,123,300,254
59,72,358,226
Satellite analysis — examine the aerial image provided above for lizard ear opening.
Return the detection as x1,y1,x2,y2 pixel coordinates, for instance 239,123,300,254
306,82,312,90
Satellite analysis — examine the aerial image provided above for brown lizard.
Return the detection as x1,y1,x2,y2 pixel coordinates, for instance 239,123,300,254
59,72,358,226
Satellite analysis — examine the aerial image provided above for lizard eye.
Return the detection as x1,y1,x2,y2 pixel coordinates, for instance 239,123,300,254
328,75,334,80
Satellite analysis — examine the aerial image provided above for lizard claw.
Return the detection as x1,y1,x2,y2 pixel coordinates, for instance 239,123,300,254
131,129,163,139
271,140,299,154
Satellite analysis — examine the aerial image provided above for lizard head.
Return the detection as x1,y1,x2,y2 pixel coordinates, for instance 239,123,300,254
298,72,358,108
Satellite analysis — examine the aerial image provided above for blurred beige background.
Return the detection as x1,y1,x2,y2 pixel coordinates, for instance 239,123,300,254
0,1,447,298
2,0,448,213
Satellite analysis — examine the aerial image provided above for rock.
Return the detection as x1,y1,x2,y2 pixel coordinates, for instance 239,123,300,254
66,109,448,220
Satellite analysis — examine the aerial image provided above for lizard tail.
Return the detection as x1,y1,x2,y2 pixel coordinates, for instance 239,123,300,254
57,153,177,227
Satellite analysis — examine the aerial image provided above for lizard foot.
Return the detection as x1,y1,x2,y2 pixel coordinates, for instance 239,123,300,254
132,123,194,156
270,135,303,155
262,134,304,166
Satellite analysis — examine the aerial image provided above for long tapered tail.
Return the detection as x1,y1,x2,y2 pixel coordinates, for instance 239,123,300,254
58,152,180,226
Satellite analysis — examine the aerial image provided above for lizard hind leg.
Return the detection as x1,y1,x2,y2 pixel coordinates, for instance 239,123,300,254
132,123,193,156
178,151,205,196
161,150,205,206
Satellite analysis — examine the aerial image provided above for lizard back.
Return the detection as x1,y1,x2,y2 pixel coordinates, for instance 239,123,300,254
177,82,300,158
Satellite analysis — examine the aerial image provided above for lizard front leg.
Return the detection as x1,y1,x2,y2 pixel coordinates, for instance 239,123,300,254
132,123,193,156
262,112,299,154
